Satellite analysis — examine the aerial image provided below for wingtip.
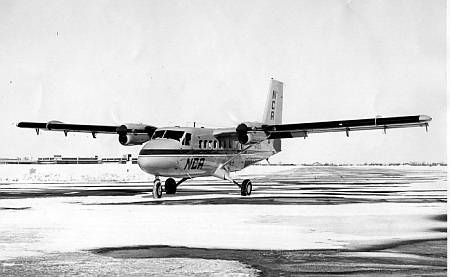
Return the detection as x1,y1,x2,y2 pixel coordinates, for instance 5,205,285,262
419,115,432,122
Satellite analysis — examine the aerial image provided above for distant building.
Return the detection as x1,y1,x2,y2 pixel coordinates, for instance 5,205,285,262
38,155,100,164
0,157,36,164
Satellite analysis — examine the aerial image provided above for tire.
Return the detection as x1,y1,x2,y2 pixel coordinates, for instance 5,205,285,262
165,178,177,194
153,179,162,199
241,179,252,196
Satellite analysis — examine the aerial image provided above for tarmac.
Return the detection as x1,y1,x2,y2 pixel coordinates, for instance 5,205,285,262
0,165,446,276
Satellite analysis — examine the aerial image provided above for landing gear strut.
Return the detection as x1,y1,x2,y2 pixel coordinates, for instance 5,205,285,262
240,179,252,196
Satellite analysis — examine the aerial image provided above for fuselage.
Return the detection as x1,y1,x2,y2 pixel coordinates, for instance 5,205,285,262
137,126,276,178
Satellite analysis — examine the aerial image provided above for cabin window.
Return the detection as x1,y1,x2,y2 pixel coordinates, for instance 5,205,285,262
203,140,207,148
213,141,217,149
218,140,222,148
199,140,202,148
164,130,184,141
208,140,212,149
182,133,191,146
153,130,165,139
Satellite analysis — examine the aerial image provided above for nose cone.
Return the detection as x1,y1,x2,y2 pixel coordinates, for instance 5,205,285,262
137,139,181,175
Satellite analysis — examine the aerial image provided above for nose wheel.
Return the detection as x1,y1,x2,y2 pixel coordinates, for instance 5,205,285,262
153,177,190,198
240,179,252,196
153,178,162,199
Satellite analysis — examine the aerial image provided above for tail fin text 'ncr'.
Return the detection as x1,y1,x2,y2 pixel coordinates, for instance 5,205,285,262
263,79,283,152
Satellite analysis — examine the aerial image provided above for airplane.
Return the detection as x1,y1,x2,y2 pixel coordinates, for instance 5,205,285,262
17,79,432,199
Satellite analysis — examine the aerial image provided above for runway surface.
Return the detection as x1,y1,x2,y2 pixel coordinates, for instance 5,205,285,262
0,165,446,276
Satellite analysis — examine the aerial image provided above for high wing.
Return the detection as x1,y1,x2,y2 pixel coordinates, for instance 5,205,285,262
216,115,432,145
263,115,432,139
17,121,157,145
213,127,238,139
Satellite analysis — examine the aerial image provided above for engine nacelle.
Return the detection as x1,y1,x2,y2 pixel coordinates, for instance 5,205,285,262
240,132,267,145
119,133,151,146
236,122,267,145
117,124,155,146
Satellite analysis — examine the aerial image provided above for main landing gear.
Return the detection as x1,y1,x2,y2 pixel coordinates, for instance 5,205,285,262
240,179,252,196
152,177,189,199
165,178,177,194
229,178,253,196
214,166,253,196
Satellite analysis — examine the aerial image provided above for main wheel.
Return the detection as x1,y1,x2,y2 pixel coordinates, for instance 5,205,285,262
153,179,163,199
165,178,177,194
240,179,252,196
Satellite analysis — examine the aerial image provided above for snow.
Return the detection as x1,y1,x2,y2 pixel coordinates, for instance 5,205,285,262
0,164,446,262
0,199,445,260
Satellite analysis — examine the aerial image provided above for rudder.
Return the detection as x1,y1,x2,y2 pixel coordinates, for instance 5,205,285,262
262,79,283,152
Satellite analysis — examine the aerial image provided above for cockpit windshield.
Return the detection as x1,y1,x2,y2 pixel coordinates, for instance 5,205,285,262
164,130,184,141
152,130,165,139
152,129,185,141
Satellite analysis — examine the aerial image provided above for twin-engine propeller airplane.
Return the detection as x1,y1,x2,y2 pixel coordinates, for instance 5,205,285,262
18,79,431,198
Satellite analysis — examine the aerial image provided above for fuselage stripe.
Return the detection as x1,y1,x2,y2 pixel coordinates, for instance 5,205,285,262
138,154,261,157
138,149,265,155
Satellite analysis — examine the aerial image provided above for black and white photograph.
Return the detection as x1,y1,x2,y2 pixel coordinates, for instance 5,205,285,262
0,0,446,276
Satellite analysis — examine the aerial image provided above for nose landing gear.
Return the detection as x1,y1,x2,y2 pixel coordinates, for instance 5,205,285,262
153,178,163,199
152,177,190,198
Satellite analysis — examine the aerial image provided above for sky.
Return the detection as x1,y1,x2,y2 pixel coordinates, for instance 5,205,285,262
0,0,446,163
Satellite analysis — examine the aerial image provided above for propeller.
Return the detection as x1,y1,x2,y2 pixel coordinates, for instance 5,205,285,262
236,123,249,144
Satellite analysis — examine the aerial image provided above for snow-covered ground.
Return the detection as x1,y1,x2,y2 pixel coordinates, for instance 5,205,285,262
0,165,446,275
0,163,442,182
0,163,300,183
0,164,150,183
0,200,445,260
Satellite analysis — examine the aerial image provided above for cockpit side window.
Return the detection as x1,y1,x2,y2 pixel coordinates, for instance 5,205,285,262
182,133,191,146
153,130,165,139
164,130,184,141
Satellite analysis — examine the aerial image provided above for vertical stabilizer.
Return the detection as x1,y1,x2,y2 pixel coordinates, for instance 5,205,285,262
263,79,283,152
